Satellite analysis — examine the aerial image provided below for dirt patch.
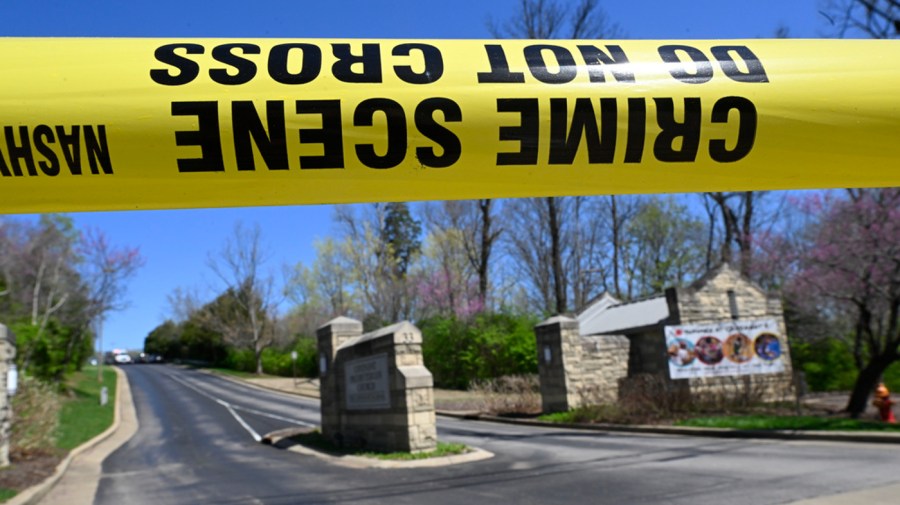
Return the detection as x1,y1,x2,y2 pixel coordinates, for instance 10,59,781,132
0,449,65,493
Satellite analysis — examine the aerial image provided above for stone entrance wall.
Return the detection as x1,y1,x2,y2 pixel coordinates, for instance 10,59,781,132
535,317,629,413
666,265,795,402
535,264,795,413
317,318,436,453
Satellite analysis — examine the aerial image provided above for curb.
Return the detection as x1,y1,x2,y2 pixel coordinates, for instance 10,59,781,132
7,367,128,505
264,427,494,469
286,444,495,469
437,410,900,444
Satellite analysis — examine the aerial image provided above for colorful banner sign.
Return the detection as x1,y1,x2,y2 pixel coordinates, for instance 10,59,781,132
0,38,898,213
665,319,785,379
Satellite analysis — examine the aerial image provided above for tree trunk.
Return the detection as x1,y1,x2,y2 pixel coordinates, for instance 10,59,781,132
547,197,566,314
718,198,736,265
255,345,264,376
845,355,895,417
478,199,493,308
739,191,754,276
610,196,621,299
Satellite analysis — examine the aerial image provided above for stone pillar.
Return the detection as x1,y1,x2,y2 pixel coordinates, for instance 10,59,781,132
316,317,363,442
535,316,583,414
324,321,437,453
0,325,15,467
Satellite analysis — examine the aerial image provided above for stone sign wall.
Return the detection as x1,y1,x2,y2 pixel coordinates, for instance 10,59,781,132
317,318,436,454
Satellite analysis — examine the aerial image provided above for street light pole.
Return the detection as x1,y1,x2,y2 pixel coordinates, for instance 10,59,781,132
96,317,104,383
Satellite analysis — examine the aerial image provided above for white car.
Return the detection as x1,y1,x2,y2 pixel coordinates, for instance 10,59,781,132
114,353,133,365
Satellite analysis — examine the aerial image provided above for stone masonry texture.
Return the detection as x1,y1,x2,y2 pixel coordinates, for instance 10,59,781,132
536,263,795,412
317,319,436,453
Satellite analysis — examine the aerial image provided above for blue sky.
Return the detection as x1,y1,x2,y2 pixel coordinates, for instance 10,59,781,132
1,0,827,351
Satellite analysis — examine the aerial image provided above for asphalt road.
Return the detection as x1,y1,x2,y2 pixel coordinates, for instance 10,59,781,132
95,365,900,505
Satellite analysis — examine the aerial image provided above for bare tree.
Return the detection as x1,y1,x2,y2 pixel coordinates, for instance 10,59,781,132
284,237,360,337
286,238,358,318
334,204,419,327
705,192,759,273
492,0,621,315
704,192,790,282
3,216,83,373
490,0,622,39
822,0,900,38
77,228,143,381
600,195,642,300
206,222,277,375
0,216,141,380
417,205,480,318
505,198,556,314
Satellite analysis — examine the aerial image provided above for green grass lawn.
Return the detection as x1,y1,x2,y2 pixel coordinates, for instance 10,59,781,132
56,366,117,450
539,407,900,433
676,415,900,431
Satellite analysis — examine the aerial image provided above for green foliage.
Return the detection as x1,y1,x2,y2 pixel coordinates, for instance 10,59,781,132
10,377,61,456
222,338,318,378
791,338,858,391
790,336,900,393
143,317,228,365
56,366,117,450
419,312,538,390
626,196,706,296
223,348,256,373
13,320,91,382
291,338,319,377
179,319,228,364
884,362,900,392
143,320,180,359
382,202,422,277
0,215,138,385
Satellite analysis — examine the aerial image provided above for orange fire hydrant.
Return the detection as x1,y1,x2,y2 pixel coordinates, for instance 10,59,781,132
872,383,896,423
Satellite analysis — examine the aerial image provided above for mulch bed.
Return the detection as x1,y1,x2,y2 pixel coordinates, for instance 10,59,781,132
0,449,65,494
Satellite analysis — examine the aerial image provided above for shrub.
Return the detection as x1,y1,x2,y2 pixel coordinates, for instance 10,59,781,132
12,321,88,382
292,337,319,377
223,348,256,373
223,337,318,377
419,312,538,389
10,377,61,457
790,338,857,392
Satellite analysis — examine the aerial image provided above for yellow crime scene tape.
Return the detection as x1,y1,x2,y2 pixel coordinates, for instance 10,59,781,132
0,38,897,213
